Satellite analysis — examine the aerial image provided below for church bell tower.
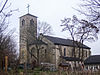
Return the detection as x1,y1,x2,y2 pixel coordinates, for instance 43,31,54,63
19,13,37,64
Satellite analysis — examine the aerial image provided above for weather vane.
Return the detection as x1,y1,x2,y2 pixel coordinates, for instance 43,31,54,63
27,4,30,13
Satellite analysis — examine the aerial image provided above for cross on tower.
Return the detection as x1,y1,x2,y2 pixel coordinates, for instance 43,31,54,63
27,4,30,13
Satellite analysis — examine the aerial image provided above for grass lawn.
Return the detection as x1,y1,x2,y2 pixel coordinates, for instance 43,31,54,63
1,68,100,75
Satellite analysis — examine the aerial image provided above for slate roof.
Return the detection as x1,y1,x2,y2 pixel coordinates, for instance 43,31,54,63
61,56,82,61
84,55,100,65
44,35,90,49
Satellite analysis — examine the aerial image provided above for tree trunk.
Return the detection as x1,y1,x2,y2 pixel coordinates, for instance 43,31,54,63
37,48,40,66
72,41,76,58
82,41,84,61
24,62,27,75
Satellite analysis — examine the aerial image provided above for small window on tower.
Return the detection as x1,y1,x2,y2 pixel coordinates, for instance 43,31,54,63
22,19,25,26
30,19,34,25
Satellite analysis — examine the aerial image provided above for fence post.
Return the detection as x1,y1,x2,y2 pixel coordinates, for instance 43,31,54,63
5,56,8,72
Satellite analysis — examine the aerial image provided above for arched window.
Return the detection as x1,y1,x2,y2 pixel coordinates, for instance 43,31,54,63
86,51,87,57
22,19,25,26
30,19,34,25
64,48,66,56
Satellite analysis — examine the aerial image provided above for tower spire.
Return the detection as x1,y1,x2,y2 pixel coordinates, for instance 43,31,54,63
27,4,30,13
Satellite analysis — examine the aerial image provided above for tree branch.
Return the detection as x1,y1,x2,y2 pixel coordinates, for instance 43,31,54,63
0,0,8,13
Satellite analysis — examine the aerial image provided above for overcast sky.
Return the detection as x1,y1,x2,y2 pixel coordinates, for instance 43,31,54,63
5,0,100,55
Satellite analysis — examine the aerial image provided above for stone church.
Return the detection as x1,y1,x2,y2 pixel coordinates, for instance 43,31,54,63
19,13,91,69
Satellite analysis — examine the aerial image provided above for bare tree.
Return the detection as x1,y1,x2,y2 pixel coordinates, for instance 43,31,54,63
76,0,100,29
0,0,17,71
0,34,17,70
37,21,53,36
61,15,78,58
75,18,99,59
61,15,99,60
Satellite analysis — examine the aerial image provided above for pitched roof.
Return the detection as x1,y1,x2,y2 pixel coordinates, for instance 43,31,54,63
44,35,90,49
61,56,82,61
84,55,100,65
20,13,38,18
